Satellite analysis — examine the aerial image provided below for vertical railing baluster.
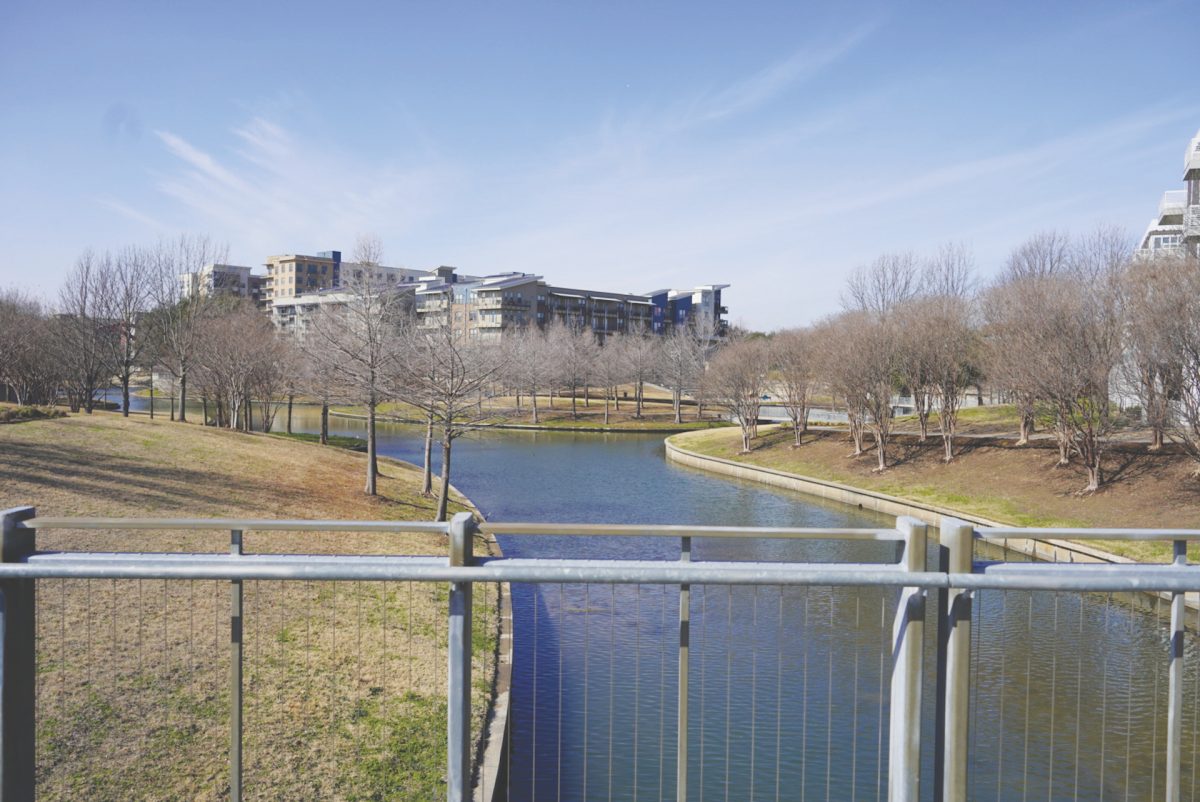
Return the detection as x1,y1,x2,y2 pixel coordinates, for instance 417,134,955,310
230,529,243,802
0,506,36,802
448,512,476,802
939,518,974,802
889,516,927,802
677,535,691,802
1167,539,1187,802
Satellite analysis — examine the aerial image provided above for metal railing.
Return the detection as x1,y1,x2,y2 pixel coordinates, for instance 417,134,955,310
5,506,1200,801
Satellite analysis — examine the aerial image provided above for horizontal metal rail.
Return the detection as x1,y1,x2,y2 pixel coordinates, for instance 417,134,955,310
982,526,1200,540
25,517,901,541
3,552,1200,592
480,522,903,540
24,517,452,534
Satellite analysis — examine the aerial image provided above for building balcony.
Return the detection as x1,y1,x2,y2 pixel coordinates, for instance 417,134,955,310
417,300,449,312
1185,206,1200,241
476,298,530,310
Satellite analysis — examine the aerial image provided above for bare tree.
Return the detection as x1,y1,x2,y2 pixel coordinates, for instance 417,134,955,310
657,325,706,424
192,300,287,433
705,338,769,452
0,290,54,405
621,326,659,419
812,314,869,456
148,235,228,421
396,321,504,520
1003,230,1071,282
98,246,153,416
593,334,630,425
1156,253,1200,471
1015,228,1128,492
546,319,599,420
1120,253,1178,450
842,251,920,315
772,328,816,446
54,250,117,413
303,236,405,495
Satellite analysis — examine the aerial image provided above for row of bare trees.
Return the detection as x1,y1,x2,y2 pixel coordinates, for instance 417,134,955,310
703,230,1200,494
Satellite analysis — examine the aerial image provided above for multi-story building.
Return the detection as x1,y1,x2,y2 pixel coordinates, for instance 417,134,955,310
414,267,728,341
179,249,729,341
1138,127,1200,259
1185,129,1200,257
1136,190,1185,256
178,263,264,302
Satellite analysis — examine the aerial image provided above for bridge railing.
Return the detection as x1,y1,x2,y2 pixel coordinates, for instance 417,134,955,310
0,506,930,802
5,506,1200,801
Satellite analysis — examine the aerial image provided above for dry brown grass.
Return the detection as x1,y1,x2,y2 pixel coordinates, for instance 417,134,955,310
1,412,498,800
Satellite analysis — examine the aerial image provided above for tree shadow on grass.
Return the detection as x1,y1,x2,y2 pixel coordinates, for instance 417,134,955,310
2,438,266,514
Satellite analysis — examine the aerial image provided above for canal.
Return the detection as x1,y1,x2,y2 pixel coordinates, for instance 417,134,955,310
130,397,1191,800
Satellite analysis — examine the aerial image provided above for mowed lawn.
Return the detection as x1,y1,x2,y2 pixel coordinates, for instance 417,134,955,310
674,424,1200,563
1,412,498,801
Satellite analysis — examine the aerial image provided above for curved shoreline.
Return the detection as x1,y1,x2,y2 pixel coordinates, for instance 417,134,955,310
664,433,1142,568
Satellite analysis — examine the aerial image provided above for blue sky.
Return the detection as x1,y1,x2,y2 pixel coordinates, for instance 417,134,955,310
1,1,1196,328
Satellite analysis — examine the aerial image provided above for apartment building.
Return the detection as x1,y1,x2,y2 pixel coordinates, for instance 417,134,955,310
1186,129,1200,256
179,248,729,341
415,267,728,341
178,263,264,302
1137,127,1200,258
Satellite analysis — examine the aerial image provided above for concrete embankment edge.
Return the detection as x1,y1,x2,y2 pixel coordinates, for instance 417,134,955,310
663,435,1144,569
374,455,512,802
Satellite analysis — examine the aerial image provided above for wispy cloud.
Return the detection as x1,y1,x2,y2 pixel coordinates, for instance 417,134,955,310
120,120,462,265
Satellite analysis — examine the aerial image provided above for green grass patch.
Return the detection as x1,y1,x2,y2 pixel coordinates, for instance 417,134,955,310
269,431,367,451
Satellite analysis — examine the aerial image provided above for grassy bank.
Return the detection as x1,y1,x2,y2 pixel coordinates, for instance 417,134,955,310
0,412,496,800
673,424,1200,563
334,388,733,433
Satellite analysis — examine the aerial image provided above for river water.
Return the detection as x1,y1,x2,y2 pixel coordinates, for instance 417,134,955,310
129,397,1191,800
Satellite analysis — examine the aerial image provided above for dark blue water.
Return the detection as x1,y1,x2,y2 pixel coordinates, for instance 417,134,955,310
128,397,1190,800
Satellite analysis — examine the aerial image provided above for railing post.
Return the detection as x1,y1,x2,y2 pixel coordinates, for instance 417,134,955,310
938,518,973,802
230,529,243,802
1167,539,1187,802
448,512,476,802
890,516,927,802
677,536,691,802
1,506,36,802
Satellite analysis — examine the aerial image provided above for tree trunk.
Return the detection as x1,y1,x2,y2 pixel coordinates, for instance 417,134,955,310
571,382,578,420
531,389,539,424
320,403,329,445
584,384,590,408
201,396,208,426
121,375,130,417
365,400,377,495
1151,427,1164,451
673,389,682,425
1016,407,1034,446
635,380,643,419
422,412,434,495
1084,460,1101,493
874,430,888,472
286,394,294,434
149,370,155,420
178,369,188,422
604,390,610,425
436,432,452,522
246,397,254,433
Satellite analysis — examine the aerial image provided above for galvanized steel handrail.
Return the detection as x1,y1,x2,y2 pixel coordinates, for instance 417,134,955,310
24,517,901,541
